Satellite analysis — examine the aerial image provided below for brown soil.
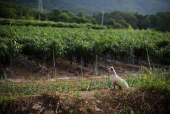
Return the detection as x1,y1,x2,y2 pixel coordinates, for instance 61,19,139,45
5,57,138,81
3,89,168,114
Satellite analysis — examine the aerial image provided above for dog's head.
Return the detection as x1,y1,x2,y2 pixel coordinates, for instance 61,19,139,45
106,66,114,74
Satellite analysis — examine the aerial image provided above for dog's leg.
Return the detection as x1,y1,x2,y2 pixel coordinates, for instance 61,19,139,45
113,84,115,89
115,84,122,90
118,85,122,90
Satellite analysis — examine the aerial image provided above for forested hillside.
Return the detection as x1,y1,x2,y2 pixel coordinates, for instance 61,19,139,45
1,0,170,14
1,2,170,32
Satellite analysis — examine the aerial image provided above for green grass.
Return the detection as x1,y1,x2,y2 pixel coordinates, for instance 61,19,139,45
0,76,109,96
1,67,170,96
126,67,170,91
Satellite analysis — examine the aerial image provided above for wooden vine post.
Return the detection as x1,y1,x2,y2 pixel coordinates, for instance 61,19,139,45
53,45,56,76
130,47,135,72
95,43,98,76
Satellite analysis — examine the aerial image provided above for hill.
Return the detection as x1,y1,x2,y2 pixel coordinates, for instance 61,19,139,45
1,0,170,14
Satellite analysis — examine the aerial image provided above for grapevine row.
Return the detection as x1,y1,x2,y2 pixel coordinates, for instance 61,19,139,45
0,25,170,68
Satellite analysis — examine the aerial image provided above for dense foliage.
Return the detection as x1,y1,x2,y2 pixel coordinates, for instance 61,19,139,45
93,11,170,32
0,25,170,68
0,2,170,32
0,2,37,20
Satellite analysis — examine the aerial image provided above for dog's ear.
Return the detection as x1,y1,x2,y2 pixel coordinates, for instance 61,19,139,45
111,67,114,71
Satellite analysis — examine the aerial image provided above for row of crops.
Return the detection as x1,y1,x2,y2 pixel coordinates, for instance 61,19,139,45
0,25,170,68
0,18,107,29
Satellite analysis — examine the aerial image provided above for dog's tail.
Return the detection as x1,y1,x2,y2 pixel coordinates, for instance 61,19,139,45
118,78,129,88
123,81,129,88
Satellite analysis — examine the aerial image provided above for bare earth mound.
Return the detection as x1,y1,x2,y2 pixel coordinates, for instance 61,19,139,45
4,89,168,114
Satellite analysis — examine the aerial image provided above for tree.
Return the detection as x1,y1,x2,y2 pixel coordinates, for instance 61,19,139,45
59,12,70,22
0,8,17,18
149,14,157,29
77,12,84,17
155,12,170,32
117,19,129,28
48,9,61,22
124,12,138,29
141,15,151,29
105,18,115,28
72,12,92,23
135,13,151,29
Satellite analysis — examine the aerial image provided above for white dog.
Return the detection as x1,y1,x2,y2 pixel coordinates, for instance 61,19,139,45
106,66,129,89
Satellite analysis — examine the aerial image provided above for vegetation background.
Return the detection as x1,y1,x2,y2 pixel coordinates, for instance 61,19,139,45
0,1,170,32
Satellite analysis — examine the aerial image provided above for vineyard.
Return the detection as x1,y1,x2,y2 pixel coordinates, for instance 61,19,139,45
1,25,170,114
0,25,170,70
